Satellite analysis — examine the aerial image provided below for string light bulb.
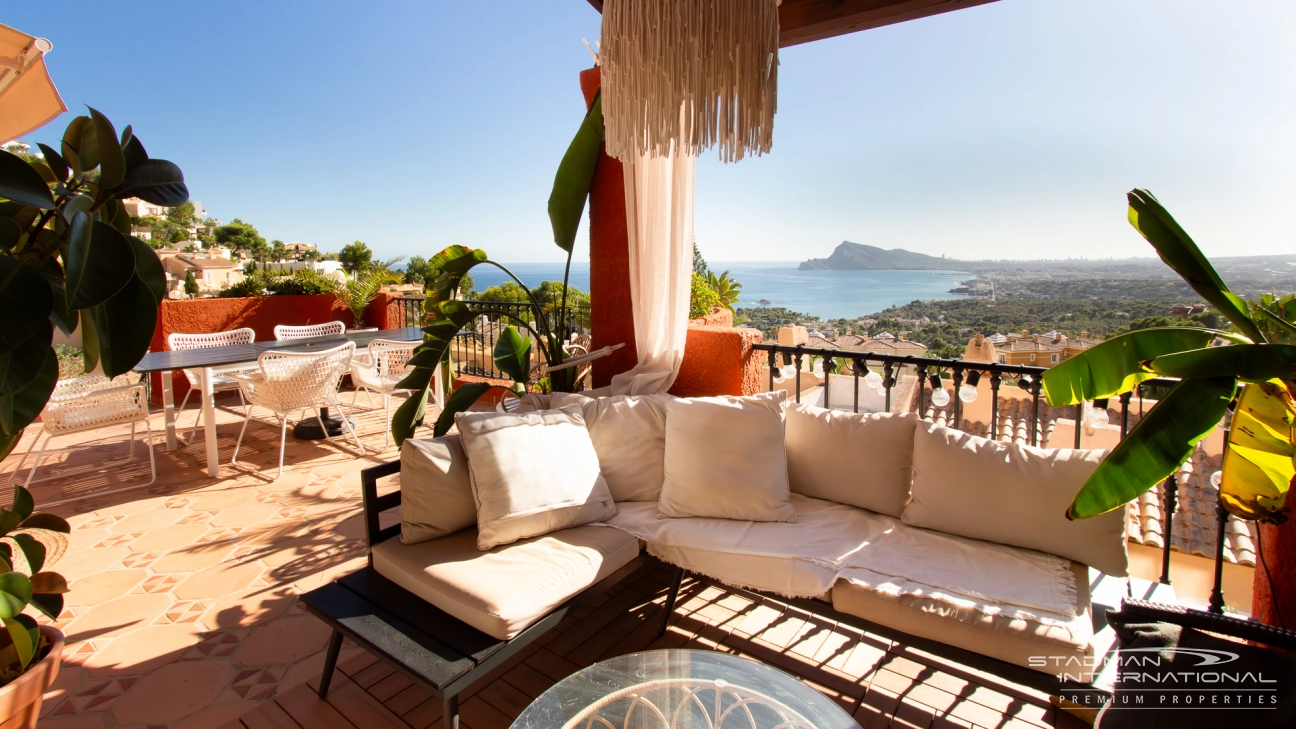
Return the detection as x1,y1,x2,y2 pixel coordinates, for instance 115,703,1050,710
959,371,982,403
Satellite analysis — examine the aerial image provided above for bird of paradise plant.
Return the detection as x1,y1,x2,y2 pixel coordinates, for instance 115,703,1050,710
389,93,605,446
1042,189,1296,523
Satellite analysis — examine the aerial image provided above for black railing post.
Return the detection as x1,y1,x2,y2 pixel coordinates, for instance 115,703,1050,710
916,365,928,416
1208,494,1229,614
989,372,1001,441
1074,403,1083,449
1160,475,1178,585
883,362,894,413
822,357,833,408
852,358,861,414
1029,376,1042,446
1119,391,1132,438
793,345,803,403
952,368,964,426
767,348,777,391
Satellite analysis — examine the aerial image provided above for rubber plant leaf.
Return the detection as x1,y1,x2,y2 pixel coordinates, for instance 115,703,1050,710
18,513,71,534
492,326,532,384
1127,189,1263,342
1146,344,1296,383
0,322,53,397
9,486,33,522
1042,327,1225,407
29,572,69,594
1220,380,1296,521
0,256,52,356
9,534,44,574
0,572,31,619
1068,376,1236,520
88,108,125,189
0,150,54,209
66,217,136,310
36,144,67,183
548,91,604,254
2,616,32,668
0,347,57,436
85,271,160,378
116,159,189,206
432,382,492,438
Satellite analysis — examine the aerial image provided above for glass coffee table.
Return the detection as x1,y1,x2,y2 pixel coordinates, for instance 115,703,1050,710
511,649,860,729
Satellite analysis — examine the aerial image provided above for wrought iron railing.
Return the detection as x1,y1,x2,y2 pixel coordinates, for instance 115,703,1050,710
754,341,1239,604
390,295,426,329
450,301,591,382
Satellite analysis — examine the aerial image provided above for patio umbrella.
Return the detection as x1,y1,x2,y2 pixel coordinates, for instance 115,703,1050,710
0,24,65,142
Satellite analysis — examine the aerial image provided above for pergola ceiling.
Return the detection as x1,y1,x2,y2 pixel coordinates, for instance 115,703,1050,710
582,0,998,47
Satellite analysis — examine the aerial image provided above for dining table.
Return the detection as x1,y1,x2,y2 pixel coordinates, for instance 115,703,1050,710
133,326,426,478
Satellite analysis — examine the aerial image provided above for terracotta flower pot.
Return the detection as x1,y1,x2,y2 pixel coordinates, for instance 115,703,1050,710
0,626,64,729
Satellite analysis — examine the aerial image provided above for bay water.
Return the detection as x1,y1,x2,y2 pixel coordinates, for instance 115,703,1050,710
468,261,970,320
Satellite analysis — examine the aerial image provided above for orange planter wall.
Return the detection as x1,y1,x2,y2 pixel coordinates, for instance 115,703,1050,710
669,321,765,397
148,294,403,404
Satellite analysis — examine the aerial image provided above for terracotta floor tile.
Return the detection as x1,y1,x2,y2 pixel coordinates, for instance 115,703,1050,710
65,528,114,552
64,593,175,643
55,546,131,577
129,523,213,553
33,715,108,729
234,615,331,666
187,489,257,511
84,622,205,677
120,551,160,569
173,561,264,600
172,700,261,729
208,502,284,529
202,584,297,630
65,570,149,608
41,664,86,718
111,507,186,533
112,659,236,725
153,543,238,574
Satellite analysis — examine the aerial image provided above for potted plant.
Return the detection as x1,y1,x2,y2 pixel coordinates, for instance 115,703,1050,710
332,264,401,332
1041,189,1295,624
388,93,607,444
0,110,184,723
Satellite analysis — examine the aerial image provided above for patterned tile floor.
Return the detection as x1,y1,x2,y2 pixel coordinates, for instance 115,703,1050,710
4,389,1093,729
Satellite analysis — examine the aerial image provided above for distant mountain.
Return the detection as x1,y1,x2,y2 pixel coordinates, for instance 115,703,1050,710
798,241,956,270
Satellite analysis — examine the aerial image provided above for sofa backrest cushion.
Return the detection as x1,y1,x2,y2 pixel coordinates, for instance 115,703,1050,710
399,435,477,544
903,422,1127,576
455,406,617,550
659,390,796,522
550,392,669,502
785,404,917,518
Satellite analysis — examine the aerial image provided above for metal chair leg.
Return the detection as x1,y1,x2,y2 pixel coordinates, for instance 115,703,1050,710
317,630,344,698
231,405,254,468
21,434,54,489
658,566,685,637
5,430,44,488
383,394,392,449
276,416,288,480
444,692,460,729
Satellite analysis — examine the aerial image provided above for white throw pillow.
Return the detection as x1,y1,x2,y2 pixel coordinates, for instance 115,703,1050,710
658,390,795,522
399,435,477,544
784,404,918,518
550,392,669,502
455,406,617,550
903,423,1127,576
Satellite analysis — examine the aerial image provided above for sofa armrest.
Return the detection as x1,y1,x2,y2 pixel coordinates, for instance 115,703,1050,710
361,460,403,556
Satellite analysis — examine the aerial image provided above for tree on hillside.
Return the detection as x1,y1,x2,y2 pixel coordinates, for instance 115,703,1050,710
166,201,195,229
184,270,199,296
338,241,372,275
299,248,321,262
270,240,287,262
693,241,709,277
214,219,265,260
479,281,529,303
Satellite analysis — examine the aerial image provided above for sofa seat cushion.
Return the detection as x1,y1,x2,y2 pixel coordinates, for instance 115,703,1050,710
831,562,1094,675
371,525,640,640
604,497,1081,625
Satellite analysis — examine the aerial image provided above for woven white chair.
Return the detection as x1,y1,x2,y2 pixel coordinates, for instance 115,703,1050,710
350,339,436,448
231,342,362,479
167,328,256,443
274,321,345,341
6,374,155,491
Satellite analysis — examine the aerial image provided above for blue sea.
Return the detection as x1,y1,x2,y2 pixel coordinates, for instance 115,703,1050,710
467,261,970,320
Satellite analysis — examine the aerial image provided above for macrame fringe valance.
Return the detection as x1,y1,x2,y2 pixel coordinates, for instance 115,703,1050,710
600,0,780,163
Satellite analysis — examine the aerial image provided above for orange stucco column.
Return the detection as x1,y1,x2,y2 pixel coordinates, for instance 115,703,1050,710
579,67,638,388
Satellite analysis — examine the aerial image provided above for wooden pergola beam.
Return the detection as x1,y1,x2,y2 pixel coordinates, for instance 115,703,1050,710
581,0,997,48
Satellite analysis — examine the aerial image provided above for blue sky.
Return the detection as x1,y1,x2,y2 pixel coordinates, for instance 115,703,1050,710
11,0,1294,263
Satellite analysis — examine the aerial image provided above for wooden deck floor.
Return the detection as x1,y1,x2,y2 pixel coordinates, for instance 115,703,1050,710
219,561,1091,729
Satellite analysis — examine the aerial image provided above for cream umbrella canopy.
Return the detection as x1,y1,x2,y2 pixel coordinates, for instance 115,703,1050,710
0,24,66,142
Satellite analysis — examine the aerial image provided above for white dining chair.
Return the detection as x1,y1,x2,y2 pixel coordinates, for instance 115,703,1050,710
6,374,156,492
350,339,436,448
274,321,345,341
230,342,362,479
167,328,256,444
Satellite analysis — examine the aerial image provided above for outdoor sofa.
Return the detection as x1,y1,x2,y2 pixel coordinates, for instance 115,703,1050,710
302,390,1129,726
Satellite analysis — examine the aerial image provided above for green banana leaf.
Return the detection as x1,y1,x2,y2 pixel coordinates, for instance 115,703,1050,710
1147,344,1296,383
1127,189,1263,342
492,326,531,384
431,382,492,438
1068,376,1236,519
548,92,604,254
1220,380,1295,521
1042,327,1225,407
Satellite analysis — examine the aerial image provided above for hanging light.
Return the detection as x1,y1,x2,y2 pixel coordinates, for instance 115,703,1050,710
1017,375,1033,391
1210,471,1223,490
1086,398,1110,427
959,370,982,403
862,364,883,390
928,374,950,408
811,358,825,377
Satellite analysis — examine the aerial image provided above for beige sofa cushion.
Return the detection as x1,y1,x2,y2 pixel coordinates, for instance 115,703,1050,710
456,406,617,550
784,404,917,518
399,436,476,544
372,525,639,640
903,423,1127,576
550,392,669,502
658,391,794,523
831,562,1094,675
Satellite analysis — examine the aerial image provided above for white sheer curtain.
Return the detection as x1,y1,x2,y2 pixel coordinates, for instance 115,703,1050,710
609,146,696,395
